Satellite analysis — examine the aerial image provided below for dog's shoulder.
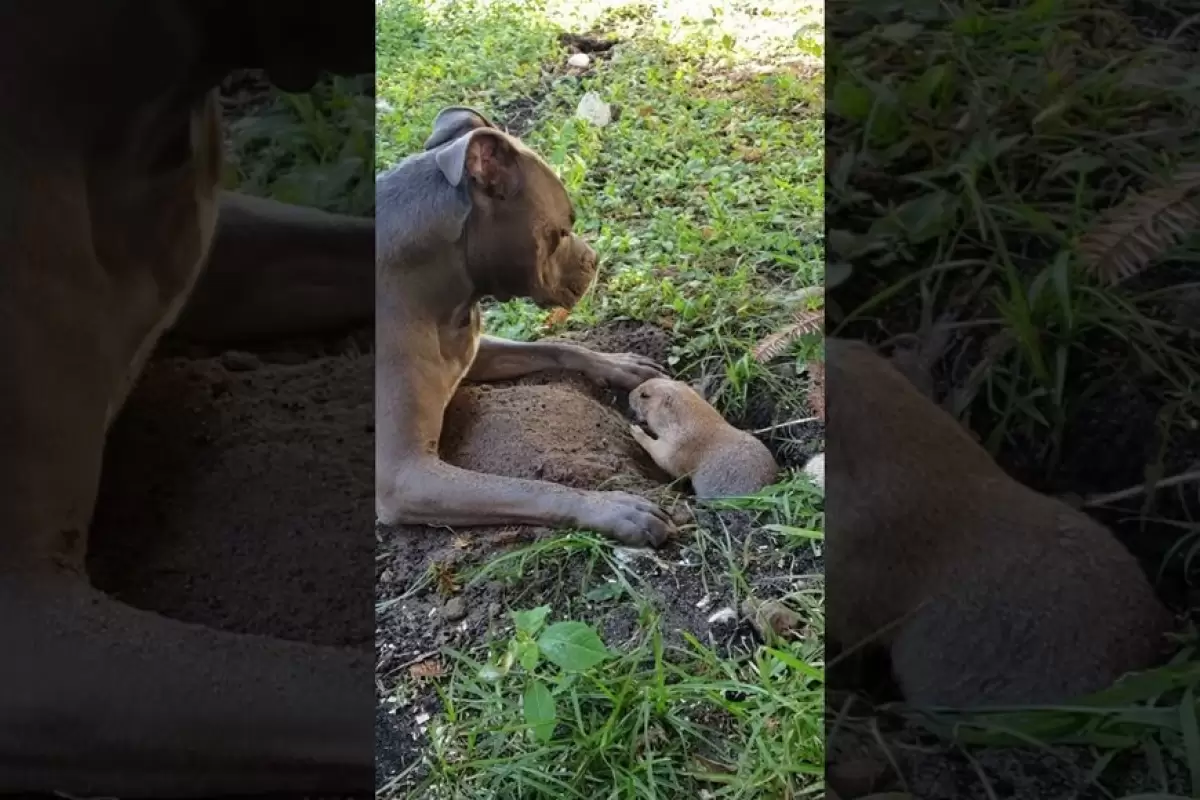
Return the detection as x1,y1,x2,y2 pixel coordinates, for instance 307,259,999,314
376,153,471,265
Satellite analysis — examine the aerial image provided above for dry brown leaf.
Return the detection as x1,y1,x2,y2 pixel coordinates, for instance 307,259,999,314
486,529,526,547
409,659,444,680
431,562,459,596
1079,164,1200,284
546,307,570,327
806,358,826,422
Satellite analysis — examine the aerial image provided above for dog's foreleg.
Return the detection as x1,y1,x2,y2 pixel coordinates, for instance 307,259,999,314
380,455,672,547
377,344,673,546
171,191,373,344
0,571,372,798
467,335,663,390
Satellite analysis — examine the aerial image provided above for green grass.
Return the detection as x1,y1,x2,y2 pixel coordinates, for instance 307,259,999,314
828,0,1200,470
384,472,825,799
376,0,823,413
221,73,375,216
397,624,823,799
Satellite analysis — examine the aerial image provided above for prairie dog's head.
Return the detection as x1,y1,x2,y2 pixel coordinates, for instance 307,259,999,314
629,378,703,437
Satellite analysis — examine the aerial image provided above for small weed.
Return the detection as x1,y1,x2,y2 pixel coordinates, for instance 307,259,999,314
223,73,374,215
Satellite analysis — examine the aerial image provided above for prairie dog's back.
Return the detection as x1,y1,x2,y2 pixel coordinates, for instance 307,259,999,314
629,379,778,498
824,337,1173,707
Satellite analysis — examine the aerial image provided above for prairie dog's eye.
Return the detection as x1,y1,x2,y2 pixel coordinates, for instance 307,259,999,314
639,390,650,399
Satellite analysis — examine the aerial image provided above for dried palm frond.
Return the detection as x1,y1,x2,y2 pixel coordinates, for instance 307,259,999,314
753,308,823,362
1078,164,1200,284
806,358,825,422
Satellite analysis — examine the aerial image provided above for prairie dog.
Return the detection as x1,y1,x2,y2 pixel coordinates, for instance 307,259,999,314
826,337,1173,708
628,378,779,498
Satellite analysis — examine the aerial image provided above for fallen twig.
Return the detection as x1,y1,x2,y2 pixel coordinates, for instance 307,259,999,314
1083,468,1200,508
753,416,818,435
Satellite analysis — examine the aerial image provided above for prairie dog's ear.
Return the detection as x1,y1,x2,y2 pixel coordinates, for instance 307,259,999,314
433,128,523,198
424,106,496,150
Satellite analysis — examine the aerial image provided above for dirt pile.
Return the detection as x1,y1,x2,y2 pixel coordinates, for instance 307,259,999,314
88,349,376,647
441,383,665,491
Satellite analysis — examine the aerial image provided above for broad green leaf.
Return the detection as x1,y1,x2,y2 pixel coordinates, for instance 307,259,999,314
523,680,556,742
537,621,611,672
512,605,552,637
518,639,541,672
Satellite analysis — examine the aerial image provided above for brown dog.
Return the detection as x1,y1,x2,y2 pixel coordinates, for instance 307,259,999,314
825,337,1173,708
375,107,674,547
0,3,375,796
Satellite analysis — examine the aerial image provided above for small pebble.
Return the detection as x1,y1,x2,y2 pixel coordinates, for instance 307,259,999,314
442,597,467,622
741,596,803,642
567,52,591,68
803,452,825,490
707,607,737,625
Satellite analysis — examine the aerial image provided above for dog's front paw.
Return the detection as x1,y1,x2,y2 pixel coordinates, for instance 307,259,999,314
580,350,665,392
577,490,674,548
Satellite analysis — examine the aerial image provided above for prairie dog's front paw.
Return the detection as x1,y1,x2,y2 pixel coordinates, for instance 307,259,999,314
629,423,654,449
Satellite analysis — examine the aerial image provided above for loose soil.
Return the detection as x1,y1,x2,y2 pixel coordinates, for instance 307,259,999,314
85,330,374,800
373,321,823,792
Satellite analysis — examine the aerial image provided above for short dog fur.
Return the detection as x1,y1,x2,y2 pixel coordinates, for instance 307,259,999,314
374,107,675,547
825,337,1173,707
0,3,376,796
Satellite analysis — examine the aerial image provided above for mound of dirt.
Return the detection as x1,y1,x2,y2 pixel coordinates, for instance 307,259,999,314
89,351,376,648
440,383,665,491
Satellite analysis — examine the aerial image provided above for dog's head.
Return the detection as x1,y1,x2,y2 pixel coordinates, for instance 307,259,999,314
425,107,599,310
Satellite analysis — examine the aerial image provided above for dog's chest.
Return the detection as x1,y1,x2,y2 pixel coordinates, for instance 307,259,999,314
438,303,482,394
99,92,222,425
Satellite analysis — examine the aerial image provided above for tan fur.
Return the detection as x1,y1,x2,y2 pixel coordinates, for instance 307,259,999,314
628,378,779,498
0,4,377,795
826,337,1174,708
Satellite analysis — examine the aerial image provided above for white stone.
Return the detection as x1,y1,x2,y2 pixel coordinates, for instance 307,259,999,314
707,607,737,625
803,452,825,490
575,92,612,127
567,53,591,68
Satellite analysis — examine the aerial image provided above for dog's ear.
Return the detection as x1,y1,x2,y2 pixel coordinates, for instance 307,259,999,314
434,129,523,198
424,107,496,150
